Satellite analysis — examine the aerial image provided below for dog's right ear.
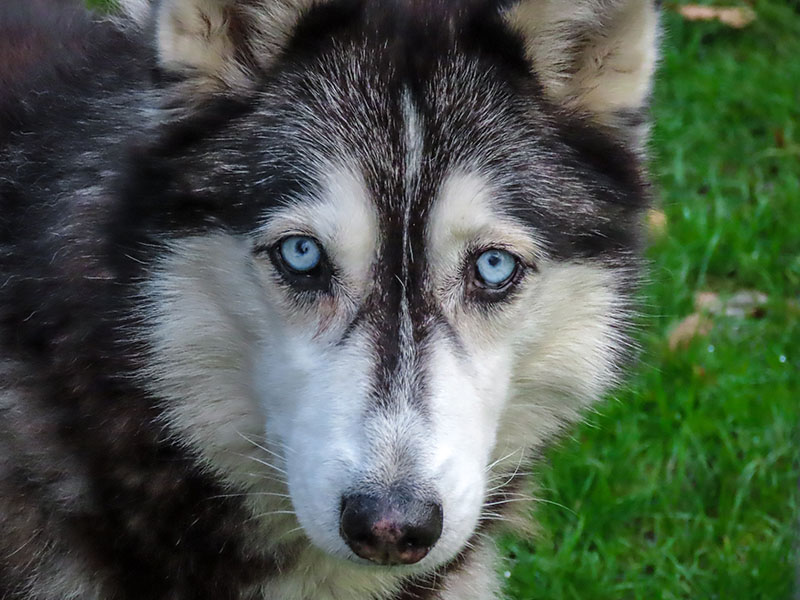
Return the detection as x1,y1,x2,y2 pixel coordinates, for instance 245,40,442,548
151,0,318,93
502,0,660,147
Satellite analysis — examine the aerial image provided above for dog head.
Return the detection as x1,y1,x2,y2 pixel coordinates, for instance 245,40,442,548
125,0,657,573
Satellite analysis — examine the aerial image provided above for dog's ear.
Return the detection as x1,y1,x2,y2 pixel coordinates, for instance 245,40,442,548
155,0,317,92
503,0,659,145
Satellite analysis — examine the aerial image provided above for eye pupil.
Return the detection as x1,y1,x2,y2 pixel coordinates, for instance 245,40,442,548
475,249,517,289
280,236,322,273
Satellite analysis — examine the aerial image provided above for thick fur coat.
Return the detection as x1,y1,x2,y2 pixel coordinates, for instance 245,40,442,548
0,1,658,598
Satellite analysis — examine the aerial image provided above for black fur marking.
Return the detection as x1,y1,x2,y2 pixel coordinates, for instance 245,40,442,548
285,0,365,58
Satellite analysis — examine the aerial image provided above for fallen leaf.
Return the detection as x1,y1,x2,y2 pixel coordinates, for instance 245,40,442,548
693,289,768,318
668,313,713,351
774,128,786,149
677,5,757,28
726,290,768,318
647,208,668,238
694,291,722,314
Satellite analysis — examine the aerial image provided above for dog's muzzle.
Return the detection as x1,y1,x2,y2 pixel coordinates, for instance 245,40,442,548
339,492,443,566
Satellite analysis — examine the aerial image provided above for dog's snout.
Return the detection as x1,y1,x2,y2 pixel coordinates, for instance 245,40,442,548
339,493,443,566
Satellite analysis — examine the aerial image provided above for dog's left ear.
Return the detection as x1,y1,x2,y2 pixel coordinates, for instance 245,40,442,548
154,0,318,94
503,0,659,145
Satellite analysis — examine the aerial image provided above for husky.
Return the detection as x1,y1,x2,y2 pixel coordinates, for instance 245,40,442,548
0,0,658,598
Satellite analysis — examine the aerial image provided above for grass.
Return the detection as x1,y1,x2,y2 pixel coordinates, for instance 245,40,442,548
83,0,799,597
502,1,800,598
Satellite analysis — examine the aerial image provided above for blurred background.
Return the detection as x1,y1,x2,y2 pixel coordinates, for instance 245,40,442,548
84,0,800,597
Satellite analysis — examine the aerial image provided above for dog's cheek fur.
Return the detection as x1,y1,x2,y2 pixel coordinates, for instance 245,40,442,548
438,542,502,600
255,330,376,557
141,234,270,482
494,261,633,469
420,338,511,565
139,233,322,556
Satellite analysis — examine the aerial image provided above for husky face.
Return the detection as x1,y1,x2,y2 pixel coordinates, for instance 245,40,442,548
127,0,655,580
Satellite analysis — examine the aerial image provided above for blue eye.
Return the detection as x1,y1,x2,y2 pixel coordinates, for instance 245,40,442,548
475,249,517,288
280,236,322,273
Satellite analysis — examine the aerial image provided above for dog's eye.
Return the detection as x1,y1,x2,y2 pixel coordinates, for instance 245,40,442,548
280,236,322,273
262,235,332,292
475,249,518,288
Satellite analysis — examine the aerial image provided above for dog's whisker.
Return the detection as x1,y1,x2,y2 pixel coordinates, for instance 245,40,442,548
482,497,533,508
241,472,289,486
272,525,306,545
206,492,292,501
236,430,287,462
485,447,525,473
485,452,529,494
526,497,577,515
232,452,288,475
477,513,513,524
247,510,298,523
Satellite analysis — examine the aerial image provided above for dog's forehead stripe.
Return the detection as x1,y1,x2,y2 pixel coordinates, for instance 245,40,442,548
345,76,519,411
362,87,432,411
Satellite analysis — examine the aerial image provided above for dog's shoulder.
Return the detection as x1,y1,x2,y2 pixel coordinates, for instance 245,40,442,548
0,1,94,102
0,0,152,139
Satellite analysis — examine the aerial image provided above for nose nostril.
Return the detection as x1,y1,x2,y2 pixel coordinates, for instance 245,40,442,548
339,493,443,566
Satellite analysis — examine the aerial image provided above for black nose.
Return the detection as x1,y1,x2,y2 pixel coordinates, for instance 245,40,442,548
339,493,443,566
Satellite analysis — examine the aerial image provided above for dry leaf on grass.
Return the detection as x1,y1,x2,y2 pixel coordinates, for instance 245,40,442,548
694,291,723,314
672,290,770,352
774,128,786,149
725,290,768,318
694,290,768,318
647,208,668,238
677,5,757,28
668,313,713,351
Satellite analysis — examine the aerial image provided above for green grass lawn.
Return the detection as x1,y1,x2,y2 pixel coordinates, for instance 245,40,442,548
502,1,800,598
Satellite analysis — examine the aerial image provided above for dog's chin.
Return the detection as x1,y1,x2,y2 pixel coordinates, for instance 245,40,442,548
339,553,424,572
333,548,455,576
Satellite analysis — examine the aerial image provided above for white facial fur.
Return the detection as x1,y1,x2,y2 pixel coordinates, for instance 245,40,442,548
425,168,630,524
140,160,627,589
248,165,381,558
